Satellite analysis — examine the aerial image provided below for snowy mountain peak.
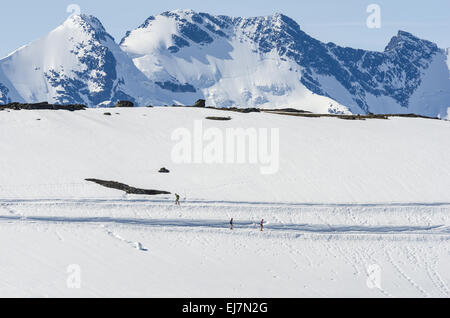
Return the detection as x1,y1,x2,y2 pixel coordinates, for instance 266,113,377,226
66,14,104,30
121,10,301,50
1,11,449,117
163,8,198,16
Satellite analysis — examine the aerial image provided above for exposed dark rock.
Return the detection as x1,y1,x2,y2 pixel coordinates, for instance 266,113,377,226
203,107,262,114
104,112,112,116
205,116,232,121
267,108,312,114
158,167,170,173
85,178,171,195
0,102,86,111
240,108,261,113
115,100,134,108
193,99,206,107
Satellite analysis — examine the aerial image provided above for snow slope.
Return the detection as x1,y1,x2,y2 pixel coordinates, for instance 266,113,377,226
0,15,173,107
0,108,449,297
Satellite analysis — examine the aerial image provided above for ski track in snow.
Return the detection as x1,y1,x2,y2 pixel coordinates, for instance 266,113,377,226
0,211,447,237
0,198,449,297
0,199,449,238
100,224,148,252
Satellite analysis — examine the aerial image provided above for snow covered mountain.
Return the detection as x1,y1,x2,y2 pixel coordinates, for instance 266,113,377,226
0,10,449,117
120,10,351,114
1,106,449,297
0,14,174,107
121,10,450,116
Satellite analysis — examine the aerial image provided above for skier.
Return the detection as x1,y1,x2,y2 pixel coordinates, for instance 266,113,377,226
230,218,234,230
260,219,265,232
175,193,180,206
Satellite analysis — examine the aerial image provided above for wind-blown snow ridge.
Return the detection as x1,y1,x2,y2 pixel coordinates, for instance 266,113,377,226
0,10,449,116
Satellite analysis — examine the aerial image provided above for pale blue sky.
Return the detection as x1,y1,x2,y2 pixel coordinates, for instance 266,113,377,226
1,0,449,58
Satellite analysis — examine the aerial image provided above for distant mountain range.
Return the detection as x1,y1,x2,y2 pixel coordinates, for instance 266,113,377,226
0,10,449,117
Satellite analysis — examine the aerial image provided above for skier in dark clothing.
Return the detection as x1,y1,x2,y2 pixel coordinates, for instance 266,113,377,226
230,218,234,230
260,219,265,232
175,193,180,206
